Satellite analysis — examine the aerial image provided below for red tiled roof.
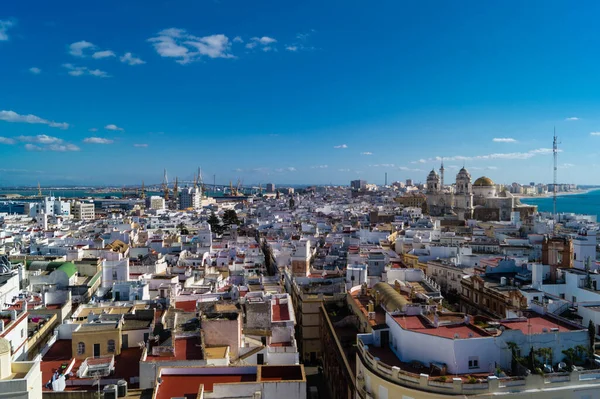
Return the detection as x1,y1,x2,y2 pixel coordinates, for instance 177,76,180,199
272,298,290,322
501,315,580,334
393,315,486,339
156,374,256,399
145,336,203,362
174,300,197,312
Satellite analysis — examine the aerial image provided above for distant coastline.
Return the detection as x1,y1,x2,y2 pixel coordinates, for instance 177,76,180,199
515,188,600,199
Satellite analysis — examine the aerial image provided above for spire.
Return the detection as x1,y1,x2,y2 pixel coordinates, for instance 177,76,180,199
440,157,445,189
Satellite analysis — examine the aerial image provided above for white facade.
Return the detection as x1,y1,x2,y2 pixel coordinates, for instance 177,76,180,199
102,258,130,287
71,201,95,221
573,229,597,271
27,197,71,218
146,196,165,210
179,186,201,210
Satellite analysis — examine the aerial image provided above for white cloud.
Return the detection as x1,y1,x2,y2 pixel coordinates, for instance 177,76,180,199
252,36,276,45
361,152,373,155
148,28,234,64
422,148,556,163
565,117,579,121
559,163,575,169
233,36,243,43
92,50,115,59
89,128,98,132
0,20,14,41
120,52,145,65
286,167,297,172
133,143,148,147
311,165,328,169
29,67,41,74
246,36,277,51
486,166,499,170
492,137,517,143
48,143,80,152
83,137,113,144
286,30,316,52
63,63,110,78
398,166,424,172
88,69,110,77
22,140,80,152
69,40,95,57
0,137,15,144
590,132,600,136
25,144,43,151
105,124,124,131
0,110,69,129
370,163,395,168
338,168,351,172
17,134,63,144
334,144,348,149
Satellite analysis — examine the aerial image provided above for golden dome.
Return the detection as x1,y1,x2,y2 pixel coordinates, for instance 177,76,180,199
473,176,494,186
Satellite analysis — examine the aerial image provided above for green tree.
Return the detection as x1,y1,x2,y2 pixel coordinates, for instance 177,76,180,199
207,212,224,235
222,209,240,226
177,222,189,235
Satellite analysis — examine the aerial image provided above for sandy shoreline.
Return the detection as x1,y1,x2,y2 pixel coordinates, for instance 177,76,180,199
516,188,600,199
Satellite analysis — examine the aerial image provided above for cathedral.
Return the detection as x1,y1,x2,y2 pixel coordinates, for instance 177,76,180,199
424,163,534,221
425,163,474,220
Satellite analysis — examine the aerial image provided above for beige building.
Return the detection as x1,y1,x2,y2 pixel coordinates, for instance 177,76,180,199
71,200,95,221
71,323,122,360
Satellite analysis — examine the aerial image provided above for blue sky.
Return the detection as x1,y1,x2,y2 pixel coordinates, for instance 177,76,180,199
1,0,600,187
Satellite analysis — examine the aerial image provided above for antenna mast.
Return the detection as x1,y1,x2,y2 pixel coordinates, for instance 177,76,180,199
553,128,558,231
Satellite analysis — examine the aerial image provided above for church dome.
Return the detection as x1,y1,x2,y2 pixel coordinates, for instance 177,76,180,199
457,167,470,178
473,176,494,187
427,169,439,179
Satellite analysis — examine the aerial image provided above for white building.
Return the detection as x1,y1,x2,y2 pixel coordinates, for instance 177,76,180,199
145,196,165,210
27,197,71,218
573,229,597,271
71,201,95,221
179,186,201,210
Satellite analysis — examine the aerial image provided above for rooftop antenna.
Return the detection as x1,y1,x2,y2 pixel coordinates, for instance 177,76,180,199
553,128,559,232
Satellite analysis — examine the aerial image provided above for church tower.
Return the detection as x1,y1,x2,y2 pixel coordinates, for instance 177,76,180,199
426,169,441,194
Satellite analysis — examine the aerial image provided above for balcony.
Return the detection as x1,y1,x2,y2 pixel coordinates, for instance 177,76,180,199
356,335,600,396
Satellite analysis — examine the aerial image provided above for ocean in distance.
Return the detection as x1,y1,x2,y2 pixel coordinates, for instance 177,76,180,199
520,189,600,218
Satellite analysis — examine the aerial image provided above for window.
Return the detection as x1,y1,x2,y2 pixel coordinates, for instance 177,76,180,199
468,357,479,369
21,329,24,338
107,339,115,353
77,342,85,355
559,293,565,299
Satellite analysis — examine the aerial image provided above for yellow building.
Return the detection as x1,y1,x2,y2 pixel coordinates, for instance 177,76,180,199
72,323,122,360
